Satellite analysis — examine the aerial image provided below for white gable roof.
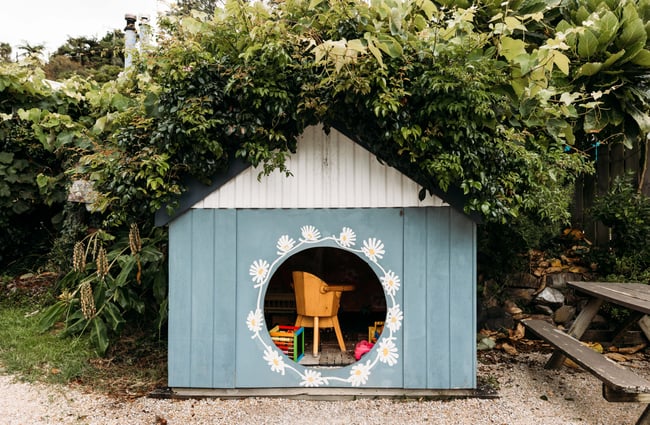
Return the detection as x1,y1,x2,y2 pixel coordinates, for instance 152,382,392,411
192,125,444,209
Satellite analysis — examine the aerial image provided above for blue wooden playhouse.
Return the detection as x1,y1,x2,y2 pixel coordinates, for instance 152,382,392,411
156,125,477,397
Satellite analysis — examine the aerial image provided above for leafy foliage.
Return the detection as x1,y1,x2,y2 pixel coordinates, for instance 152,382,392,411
38,225,167,356
591,176,650,281
45,31,125,83
0,63,81,270
3,0,650,354
101,0,597,223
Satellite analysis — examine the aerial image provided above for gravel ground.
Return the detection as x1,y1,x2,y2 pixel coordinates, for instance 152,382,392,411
1,351,648,425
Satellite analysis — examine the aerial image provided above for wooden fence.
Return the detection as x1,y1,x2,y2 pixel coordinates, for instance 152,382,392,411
572,142,649,245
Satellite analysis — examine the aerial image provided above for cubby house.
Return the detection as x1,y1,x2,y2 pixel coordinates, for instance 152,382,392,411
156,125,478,396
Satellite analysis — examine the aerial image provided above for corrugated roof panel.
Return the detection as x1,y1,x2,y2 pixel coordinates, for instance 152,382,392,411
192,126,444,209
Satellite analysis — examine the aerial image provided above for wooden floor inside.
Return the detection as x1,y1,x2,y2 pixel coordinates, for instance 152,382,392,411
294,329,362,367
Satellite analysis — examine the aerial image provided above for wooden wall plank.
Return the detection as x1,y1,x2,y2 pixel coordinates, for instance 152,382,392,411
448,209,477,388
212,210,238,388
168,212,193,387
189,209,215,387
426,207,451,388
403,208,429,388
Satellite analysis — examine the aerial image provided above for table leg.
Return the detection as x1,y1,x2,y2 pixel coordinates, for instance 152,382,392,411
313,316,319,357
545,297,604,369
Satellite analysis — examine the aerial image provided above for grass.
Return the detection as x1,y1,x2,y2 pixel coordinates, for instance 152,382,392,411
0,273,167,397
0,305,93,384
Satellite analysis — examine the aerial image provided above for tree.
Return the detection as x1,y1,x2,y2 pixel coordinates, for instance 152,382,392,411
173,0,218,15
17,42,46,61
45,31,124,82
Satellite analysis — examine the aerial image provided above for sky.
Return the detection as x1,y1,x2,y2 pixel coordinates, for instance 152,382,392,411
0,0,171,58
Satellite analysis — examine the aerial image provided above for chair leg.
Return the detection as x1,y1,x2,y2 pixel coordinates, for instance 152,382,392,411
332,316,346,352
313,316,319,356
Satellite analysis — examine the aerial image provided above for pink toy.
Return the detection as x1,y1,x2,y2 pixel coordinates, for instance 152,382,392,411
354,340,374,360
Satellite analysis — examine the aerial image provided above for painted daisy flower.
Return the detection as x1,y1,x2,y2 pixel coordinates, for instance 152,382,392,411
386,304,403,333
300,225,321,241
263,346,286,375
300,369,327,387
246,309,264,335
249,259,269,286
348,361,371,386
377,339,399,366
276,235,295,255
380,270,401,296
362,238,385,262
338,227,356,247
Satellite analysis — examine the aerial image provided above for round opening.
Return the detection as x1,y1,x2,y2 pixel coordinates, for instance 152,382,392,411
264,247,386,367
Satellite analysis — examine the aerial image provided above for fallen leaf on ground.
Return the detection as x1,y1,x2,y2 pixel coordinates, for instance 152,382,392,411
500,342,518,356
617,343,646,354
605,352,629,362
509,323,525,341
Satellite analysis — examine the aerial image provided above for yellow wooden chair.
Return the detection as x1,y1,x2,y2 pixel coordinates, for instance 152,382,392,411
292,271,355,356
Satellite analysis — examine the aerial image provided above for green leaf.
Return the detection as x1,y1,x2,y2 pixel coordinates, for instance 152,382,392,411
35,173,50,189
597,11,620,46
631,49,650,66
603,50,627,68
504,16,526,33
500,37,527,62
114,256,136,287
418,0,437,20
110,93,130,111
37,302,68,332
577,29,599,59
90,317,110,356
181,17,205,35
513,54,536,75
552,51,570,75
576,62,602,77
0,152,13,164
308,0,325,9
102,302,125,331
617,6,646,51
584,110,606,134
376,35,403,58
93,116,107,134
347,39,366,54
626,103,650,134
366,38,384,67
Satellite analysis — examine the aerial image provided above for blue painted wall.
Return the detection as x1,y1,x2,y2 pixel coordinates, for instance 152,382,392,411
168,207,476,389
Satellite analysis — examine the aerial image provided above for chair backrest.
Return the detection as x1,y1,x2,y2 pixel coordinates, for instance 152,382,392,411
292,271,340,317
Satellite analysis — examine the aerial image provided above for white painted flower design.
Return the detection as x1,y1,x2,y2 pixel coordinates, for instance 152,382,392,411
263,346,286,375
386,304,403,333
300,225,321,241
276,235,295,255
338,227,356,247
377,339,399,366
249,259,269,285
349,361,371,386
380,270,400,296
246,309,264,335
300,369,327,387
362,238,385,262
249,226,402,386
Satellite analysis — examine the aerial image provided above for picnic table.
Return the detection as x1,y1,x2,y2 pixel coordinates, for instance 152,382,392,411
523,281,650,425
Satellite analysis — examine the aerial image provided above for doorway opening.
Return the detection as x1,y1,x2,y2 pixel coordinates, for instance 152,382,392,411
264,247,386,367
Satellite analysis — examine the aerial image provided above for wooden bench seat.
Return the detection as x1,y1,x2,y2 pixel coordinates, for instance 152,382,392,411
523,318,650,399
